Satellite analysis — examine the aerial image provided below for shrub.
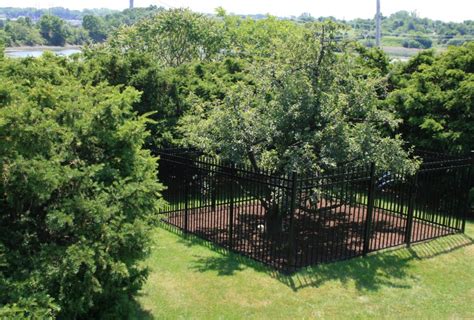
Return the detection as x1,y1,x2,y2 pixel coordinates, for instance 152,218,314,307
388,42,474,154
402,38,422,49
402,35,432,49
447,38,467,46
0,54,164,318
414,34,432,48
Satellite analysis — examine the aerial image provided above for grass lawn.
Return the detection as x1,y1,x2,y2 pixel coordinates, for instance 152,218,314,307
381,36,405,47
132,221,474,319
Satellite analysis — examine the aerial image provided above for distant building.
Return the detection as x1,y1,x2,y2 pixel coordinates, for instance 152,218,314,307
130,0,134,9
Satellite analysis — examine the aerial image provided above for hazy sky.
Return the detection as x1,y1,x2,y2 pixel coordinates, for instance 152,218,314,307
1,0,473,22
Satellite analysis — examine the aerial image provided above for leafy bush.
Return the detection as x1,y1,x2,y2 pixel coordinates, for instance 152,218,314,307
414,34,433,49
109,8,224,67
81,46,247,147
0,54,163,318
402,38,422,49
402,34,432,49
388,42,474,154
447,38,467,46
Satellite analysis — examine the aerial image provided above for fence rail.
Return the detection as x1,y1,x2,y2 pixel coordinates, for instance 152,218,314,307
157,150,473,273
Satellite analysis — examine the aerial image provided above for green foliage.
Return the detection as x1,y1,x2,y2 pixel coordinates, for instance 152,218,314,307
0,15,90,47
353,44,390,76
402,34,432,49
380,36,404,47
0,6,136,47
66,26,89,45
82,15,107,42
90,11,417,175
102,6,163,29
0,7,114,20
402,38,423,49
219,13,304,61
388,42,474,154
349,10,473,47
0,54,163,318
80,41,247,147
39,15,70,46
110,8,223,67
2,17,44,46
2,7,472,50
179,22,417,175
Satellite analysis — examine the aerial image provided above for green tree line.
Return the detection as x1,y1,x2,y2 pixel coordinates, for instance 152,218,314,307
0,7,116,20
0,15,87,46
1,6,473,48
327,10,474,48
0,6,161,47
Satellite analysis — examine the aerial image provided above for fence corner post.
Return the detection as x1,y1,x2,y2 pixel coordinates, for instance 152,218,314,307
287,171,298,272
228,163,235,250
363,162,376,256
405,172,418,247
461,150,474,233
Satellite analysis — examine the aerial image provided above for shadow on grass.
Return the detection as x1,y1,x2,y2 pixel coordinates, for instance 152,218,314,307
159,221,473,292
126,302,154,320
106,296,154,320
191,254,247,276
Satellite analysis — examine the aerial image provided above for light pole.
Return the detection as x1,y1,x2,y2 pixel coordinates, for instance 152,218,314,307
376,0,382,47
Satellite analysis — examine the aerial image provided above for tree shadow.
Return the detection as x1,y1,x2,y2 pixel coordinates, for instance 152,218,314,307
119,296,154,320
284,232,472,292
181,224,473,292
159,221,275,275
191,254,247,276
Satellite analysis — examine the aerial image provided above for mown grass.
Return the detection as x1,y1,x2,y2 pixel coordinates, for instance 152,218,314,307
132,221,474,319
381,36,405,47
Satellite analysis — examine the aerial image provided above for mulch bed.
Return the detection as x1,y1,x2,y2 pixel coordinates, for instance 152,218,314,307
163,200,456,271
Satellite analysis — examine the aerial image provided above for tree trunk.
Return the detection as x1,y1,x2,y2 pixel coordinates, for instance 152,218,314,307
264,202,284,236
246,150,285,236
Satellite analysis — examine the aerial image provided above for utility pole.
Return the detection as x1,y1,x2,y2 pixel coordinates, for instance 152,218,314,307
376,0,382,47
129,0,134,9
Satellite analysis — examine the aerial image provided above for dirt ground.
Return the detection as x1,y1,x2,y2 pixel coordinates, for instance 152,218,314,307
163,200,456,270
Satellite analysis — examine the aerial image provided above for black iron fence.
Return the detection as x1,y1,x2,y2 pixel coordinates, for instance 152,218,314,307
157,150,473,272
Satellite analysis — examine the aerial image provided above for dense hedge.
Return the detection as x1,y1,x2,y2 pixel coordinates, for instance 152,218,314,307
389,42,474,154
0,53,164,318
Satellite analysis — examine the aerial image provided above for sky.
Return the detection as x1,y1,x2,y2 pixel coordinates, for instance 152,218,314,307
1,0,473,22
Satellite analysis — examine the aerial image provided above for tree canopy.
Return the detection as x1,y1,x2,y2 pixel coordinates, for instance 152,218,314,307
179,22,417,175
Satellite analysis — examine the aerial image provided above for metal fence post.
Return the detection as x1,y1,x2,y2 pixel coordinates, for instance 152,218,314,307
211,183,217,211
363,162,376,256
287,171,298,272
211,162,217,211
461,151,474,232
228,163,235,250
184,166,189,234
405,172,418,247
